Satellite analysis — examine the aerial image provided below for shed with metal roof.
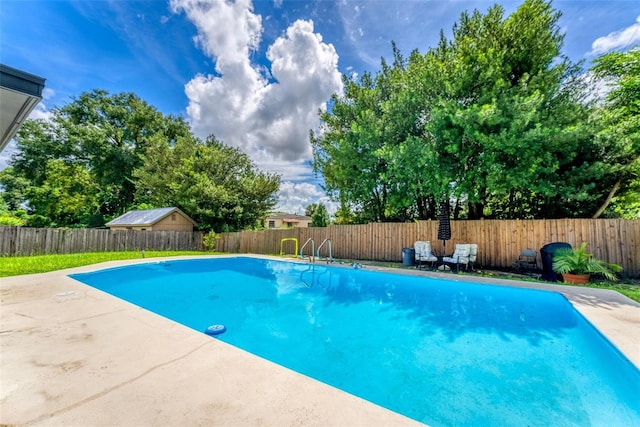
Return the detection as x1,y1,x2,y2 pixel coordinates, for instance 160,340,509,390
106,207,196,231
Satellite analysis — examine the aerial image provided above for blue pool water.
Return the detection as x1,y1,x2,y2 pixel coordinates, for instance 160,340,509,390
70,257,640,426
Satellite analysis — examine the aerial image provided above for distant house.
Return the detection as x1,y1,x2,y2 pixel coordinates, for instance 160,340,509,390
106,207,197,232
265,213,311,229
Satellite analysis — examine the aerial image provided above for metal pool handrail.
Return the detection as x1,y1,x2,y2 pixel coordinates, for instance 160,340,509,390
317,238,334,264
300,238,315,262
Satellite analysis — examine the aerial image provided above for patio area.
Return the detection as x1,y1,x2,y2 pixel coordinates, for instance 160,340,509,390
2,255,639,426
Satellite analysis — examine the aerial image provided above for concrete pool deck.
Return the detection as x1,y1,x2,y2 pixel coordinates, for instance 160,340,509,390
2,254,639,426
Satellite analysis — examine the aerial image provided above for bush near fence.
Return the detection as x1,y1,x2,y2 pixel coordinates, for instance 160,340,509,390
0,227,205,255
215,219,640,278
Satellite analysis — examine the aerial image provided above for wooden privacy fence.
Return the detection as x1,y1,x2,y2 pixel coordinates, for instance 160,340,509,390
0,227,205,255
2,220,638,276
216,219,640,277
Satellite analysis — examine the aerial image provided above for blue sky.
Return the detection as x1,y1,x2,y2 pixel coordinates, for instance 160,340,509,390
1,0,639,215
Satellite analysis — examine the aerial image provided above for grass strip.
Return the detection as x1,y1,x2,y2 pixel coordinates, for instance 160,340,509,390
0,251,208,277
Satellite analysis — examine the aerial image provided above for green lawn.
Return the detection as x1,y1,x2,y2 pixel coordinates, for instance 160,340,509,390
0,251,208,277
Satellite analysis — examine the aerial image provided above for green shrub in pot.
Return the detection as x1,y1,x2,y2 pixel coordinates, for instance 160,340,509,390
552,242,622,282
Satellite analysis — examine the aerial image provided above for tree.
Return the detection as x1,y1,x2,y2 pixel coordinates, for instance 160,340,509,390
311,203,330,227
0,192,26,226
329,193,357,225
0,167,30,212
421,0,598,219
0,167,29,226
8,90,191,226
305,203,318,217
313,0,603,220
26,160,100,227
134,136,280,232
312,50,422,223
590,48,640,218
312,73,390,222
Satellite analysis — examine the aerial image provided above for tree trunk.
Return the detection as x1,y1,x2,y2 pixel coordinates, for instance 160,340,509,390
416,195,428,219
468,201,485,220
592,178,621,219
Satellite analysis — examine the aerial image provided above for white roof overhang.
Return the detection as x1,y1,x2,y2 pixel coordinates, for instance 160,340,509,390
0,64,46,152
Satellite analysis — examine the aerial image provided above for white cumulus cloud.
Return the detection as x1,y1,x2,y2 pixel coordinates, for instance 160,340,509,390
590,15,640,55
28,88,56,121
170,0,343,183
275,181,338,217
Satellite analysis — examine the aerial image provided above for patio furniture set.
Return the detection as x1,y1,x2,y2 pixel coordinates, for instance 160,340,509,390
414,241,478,272
414,242,541,275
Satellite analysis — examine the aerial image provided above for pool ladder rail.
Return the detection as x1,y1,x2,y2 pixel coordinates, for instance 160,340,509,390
316,238,335,264
300,238,315,263
300,264,332,289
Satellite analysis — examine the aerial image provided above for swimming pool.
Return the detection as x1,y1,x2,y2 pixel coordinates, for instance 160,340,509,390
70,257,640,426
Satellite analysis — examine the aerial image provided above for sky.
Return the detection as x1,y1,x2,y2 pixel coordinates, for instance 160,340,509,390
1,0,639,216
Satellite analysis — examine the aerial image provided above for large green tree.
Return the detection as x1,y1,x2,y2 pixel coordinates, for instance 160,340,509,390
134,136,280,232
313,0,611,221
313,46,436,223
26,160,99,227
313,69,395,222
6,90,191,226
424,0,596,219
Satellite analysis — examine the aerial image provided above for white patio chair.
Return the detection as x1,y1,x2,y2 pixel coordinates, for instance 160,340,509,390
414,241,438,270
442,243,475,272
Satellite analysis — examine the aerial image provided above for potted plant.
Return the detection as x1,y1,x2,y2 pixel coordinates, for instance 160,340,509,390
552,242,622,284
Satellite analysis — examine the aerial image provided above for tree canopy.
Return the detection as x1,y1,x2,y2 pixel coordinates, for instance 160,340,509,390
310,203,330,227
589,48,640,218
134,135,280,232
0,90,280,231
312,0,636,221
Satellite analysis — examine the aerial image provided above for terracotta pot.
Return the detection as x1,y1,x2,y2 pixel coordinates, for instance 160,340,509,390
561,273,590,285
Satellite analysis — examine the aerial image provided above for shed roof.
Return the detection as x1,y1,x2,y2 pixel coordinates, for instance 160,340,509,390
106,207,196,227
